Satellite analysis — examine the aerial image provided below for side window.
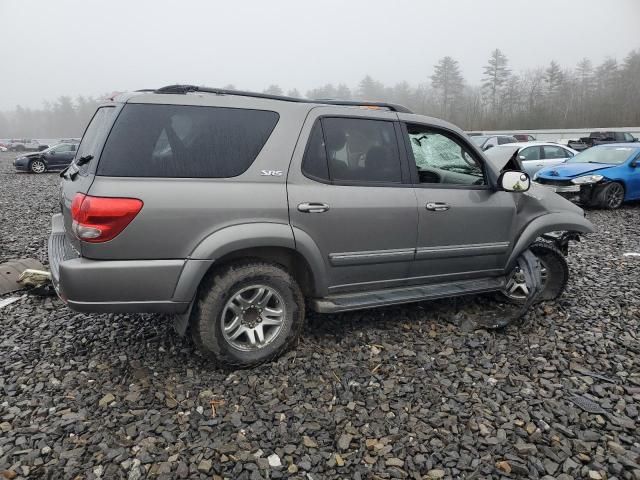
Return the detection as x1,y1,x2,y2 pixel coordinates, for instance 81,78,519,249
519,146,540,161
301,121,329,181
498,136,512,145
98,104,279,178
624,133,634,142
322,117,402,183
542,145,569,159
406,124,486,186
55,144,74,153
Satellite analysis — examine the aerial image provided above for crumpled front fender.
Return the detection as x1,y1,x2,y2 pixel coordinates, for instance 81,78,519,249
505,212,594,271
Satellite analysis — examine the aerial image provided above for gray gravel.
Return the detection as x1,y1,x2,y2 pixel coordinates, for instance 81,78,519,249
1,150,639,479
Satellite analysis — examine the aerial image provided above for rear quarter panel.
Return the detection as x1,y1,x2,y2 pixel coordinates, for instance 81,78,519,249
82,98,309,260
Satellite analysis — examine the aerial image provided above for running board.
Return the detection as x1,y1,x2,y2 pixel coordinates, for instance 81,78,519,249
311,277,505,313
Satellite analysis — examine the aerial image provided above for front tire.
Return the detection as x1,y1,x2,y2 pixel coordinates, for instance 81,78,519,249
596,182,624,209
502,241,569,304
191,261,305,367
29,159,46,174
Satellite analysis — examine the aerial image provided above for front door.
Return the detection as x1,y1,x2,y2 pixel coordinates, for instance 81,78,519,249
287,109,418,294
399,120,516,283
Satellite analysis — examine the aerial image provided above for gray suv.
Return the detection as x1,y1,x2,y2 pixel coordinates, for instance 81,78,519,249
49,85,593,366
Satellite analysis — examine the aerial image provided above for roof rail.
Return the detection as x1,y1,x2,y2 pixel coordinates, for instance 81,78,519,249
153,84,413,113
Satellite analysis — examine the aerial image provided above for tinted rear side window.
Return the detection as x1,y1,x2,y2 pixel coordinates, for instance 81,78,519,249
301,121,329,181
97,104,279,178
322,117,402,183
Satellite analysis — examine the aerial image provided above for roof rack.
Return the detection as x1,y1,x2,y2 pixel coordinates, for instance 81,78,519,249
153,84,413,113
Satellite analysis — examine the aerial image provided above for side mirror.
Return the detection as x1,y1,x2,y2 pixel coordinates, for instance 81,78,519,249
630,159,639,168
484,144,494,151
518,155,526,161
499,170,531,192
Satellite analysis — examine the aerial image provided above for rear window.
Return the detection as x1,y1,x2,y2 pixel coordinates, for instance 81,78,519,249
97,104,279,178
77,107,116,161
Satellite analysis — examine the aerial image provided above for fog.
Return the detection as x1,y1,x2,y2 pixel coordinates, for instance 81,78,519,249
1,0,639,110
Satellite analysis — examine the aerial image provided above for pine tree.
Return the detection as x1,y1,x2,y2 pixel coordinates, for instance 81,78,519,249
544,61,564,95
482,49,511,113
430,56,464,118
263,85,283,96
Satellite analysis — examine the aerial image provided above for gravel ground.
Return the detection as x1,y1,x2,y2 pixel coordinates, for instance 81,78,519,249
1,150,639,480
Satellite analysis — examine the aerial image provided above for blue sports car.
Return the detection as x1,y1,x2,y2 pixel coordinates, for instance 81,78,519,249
534,143,640,209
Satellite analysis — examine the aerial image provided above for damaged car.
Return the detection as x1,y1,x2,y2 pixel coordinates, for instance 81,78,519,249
14,142,78,173
534,143,640,209
48,85,594,366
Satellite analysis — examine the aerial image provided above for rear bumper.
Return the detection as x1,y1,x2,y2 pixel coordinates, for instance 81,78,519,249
48,214,190,314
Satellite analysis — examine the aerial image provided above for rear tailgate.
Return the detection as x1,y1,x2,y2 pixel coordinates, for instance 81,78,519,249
60,106,119,254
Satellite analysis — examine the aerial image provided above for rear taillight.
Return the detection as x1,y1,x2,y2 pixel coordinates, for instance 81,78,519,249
71,193,143,243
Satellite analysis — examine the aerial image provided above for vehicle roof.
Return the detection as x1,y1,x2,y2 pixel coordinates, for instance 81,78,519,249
109,85,413,115
102,85,465,135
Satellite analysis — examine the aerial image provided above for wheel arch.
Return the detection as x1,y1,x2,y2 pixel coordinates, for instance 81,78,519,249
505,212,594,271
172,223,327,304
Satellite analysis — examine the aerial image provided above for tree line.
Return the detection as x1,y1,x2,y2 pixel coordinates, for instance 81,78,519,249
2,47,639,138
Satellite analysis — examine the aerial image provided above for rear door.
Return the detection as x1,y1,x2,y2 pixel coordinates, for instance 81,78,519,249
398,117,516,283
287,108,418,294
541,144,571,170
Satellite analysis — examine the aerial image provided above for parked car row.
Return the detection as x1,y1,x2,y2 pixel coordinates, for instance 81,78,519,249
567,131,638,151
3,139,49,152
466,130,638,153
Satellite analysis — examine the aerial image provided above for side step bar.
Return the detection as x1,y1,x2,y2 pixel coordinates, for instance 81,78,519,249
311,277,505,313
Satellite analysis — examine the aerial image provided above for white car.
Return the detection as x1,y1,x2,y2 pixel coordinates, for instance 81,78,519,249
484,142,578,177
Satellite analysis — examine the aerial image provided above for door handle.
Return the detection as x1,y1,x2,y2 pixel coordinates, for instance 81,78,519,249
426,202,450,212
298,202,329,213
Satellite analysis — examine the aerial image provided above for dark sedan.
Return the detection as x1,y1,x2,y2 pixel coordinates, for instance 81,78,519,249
13,143,78,173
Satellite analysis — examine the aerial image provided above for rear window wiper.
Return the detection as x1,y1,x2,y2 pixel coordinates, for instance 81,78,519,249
60,155,93,180
76,154,94,166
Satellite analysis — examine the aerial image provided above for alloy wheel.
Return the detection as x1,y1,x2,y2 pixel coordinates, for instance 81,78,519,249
504,262,548,301
30,160,46,173
606,183,624,209
221,285,285,351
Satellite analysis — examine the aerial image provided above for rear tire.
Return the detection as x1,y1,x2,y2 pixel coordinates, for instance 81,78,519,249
501,241,569,304
596,182,624,209
191,261,305,367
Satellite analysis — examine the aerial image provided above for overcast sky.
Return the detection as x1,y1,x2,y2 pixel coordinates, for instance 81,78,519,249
1,0,638,110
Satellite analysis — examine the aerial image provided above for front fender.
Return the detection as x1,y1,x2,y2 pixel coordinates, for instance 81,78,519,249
505,212,594,271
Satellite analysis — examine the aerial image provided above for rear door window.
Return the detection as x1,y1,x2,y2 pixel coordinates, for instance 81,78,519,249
301,121,329,181
519,146,540,161
542,145,570,159
322,117,402,183
97,104,279,178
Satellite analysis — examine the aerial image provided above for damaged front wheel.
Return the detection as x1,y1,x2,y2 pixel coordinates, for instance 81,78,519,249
502,241,569,304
